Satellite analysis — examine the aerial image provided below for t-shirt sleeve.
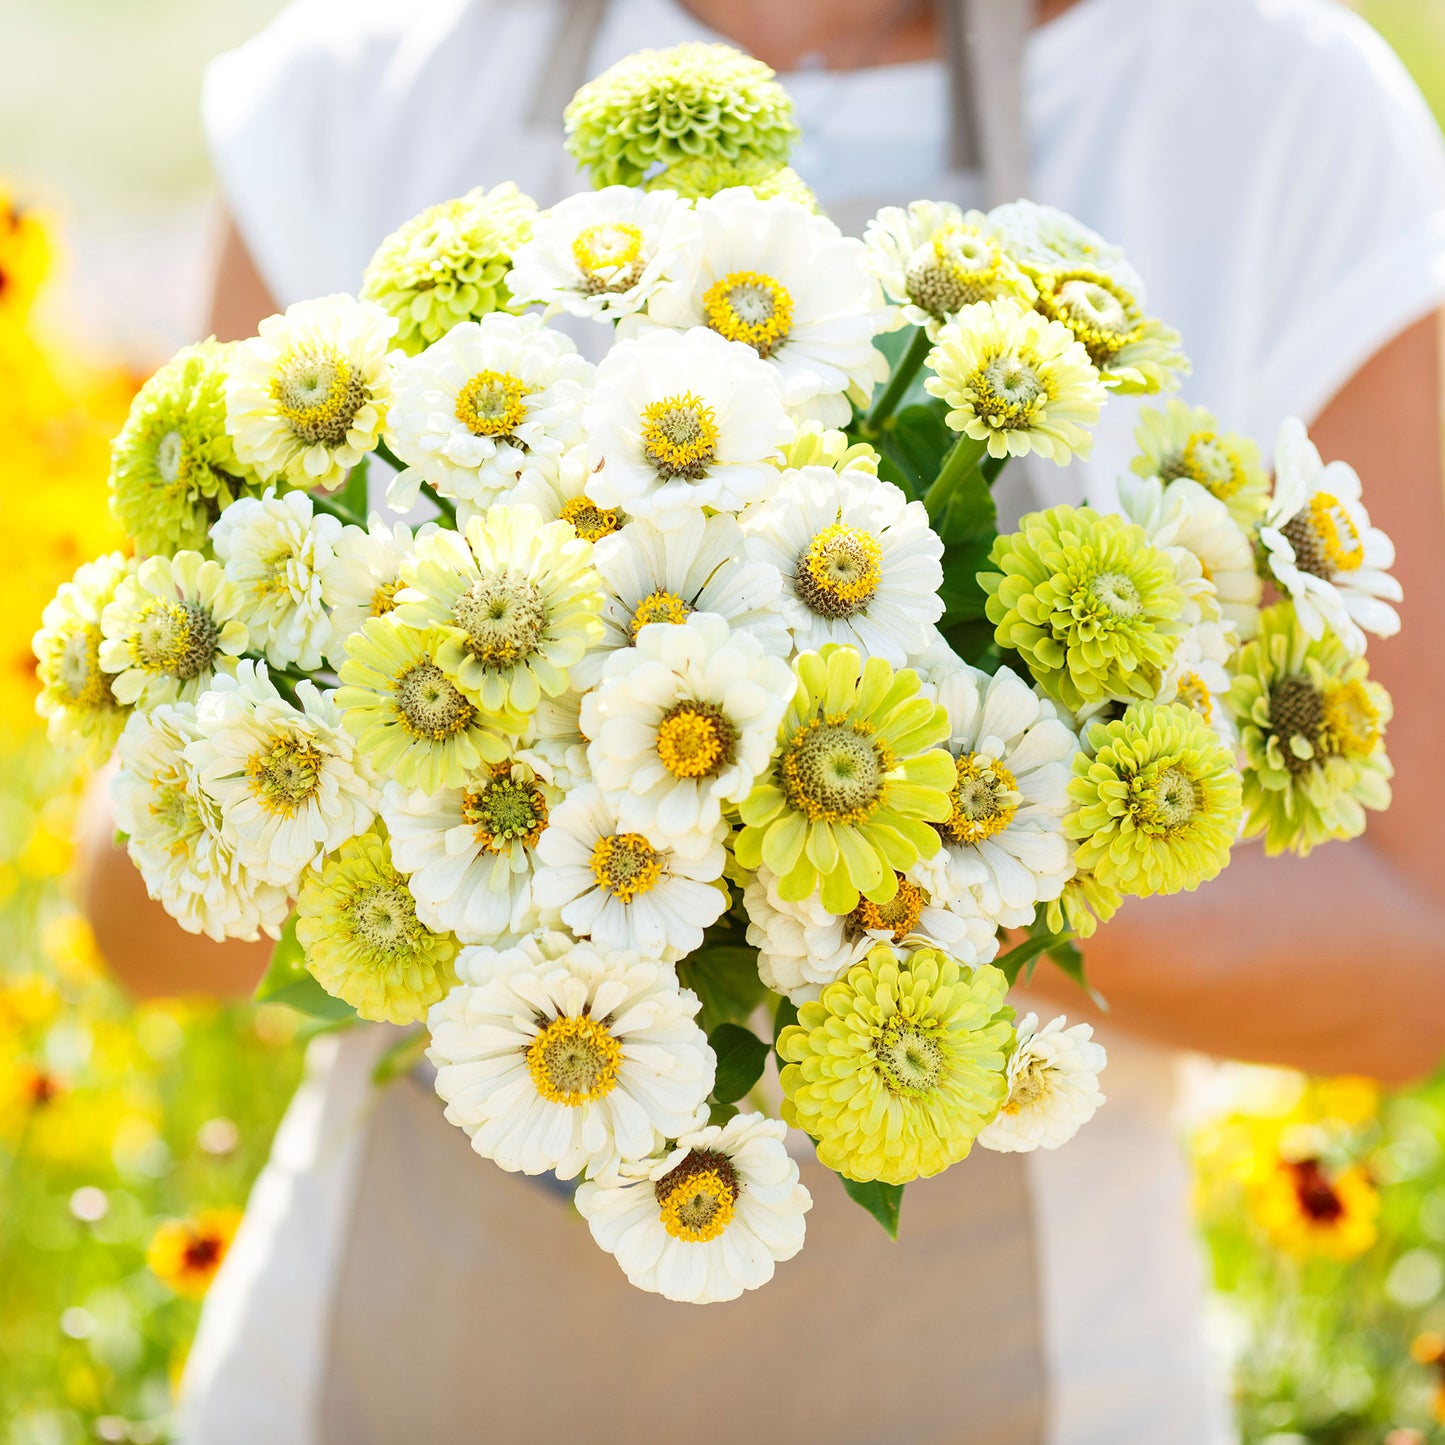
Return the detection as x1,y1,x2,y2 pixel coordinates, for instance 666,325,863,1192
1246,5,1445,430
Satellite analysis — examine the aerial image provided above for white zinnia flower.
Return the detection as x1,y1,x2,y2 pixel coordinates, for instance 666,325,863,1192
1157,620,1239,750
584,327,792,530
1116,472,1262,637
519,689,591,791
111,702,289,942
532,784,727,961
505,185,697,322
384,312,593,513
211,488,340,671
985,200,1143,292
225,294,397,490
382,756,560,943
739,466,944,665
574,512,789,690
427,931,714,1179
743,863,997,1006
505,446,624,545
575,1112,811,1303
914,662,1078,929
98,550,248,707
1259,418,1401,655
581,612,793,850
864,199,1035,336
319,514,428,668
977,1013,1107,1153
186,662,377,889
632,189,889,425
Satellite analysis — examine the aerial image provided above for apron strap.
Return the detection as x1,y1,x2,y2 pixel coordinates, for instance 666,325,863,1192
528,0,610,130
942,0,1034,205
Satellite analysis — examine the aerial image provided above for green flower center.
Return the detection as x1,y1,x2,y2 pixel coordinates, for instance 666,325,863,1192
656,700,737,780
525,1014,622,1106
130,599,220,680
1088,571,1143,620
155,429,187,487
654,1149,740,1243
640,392,719,479
271,345,369,446
455,369,530,439
779,716,893,825
245,737,325,816
347,881,424,956
904,226,1006,318
794,523,883,618
396,661,475,739
973,353,1048,429
461,769,549,851
1131,763,1200,834
874,1015,943,1096
939,752,1020,844
453,574,547,669
1044,274,1138,368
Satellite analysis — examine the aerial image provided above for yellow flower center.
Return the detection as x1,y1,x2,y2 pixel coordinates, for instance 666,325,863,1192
590,833,665,902
129,599,220,680
1130,763,1200,835
559,495,622,542
1171,430,1245,501
395,661,476,739
245,736,325,816
627,588,693,641
454,369,530,439
452,575,547,669
654,1149,741,1243
939,753,1020,844
369,579,400,617
460,767,549,851
55,624,116,709
874,1014,944,1097
795,522,883,618
905,225,1009,319
271,345,369,446
779,714,893,825
1321,679,1382,759
702,269,794,358
1002,1055,1052,1115
656,700,737,779
1175,670,1213,722
525,1014,622,1107
1281,492,1366,579
971,351,1050,431
1039,271,1140,369
639,392,720,479
571,221,646,293
847,875,926,941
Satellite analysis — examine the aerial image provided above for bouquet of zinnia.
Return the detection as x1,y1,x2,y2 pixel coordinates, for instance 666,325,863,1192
33,44,1401,1303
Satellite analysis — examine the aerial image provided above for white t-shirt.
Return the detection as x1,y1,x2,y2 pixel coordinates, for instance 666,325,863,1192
185,2,1445,1442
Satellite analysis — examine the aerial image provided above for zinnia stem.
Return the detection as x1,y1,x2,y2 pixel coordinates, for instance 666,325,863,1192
923,434,990,524
861,327,933,437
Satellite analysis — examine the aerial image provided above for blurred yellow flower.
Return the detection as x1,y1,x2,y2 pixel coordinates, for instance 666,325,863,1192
0,186,56,321
1248,1155,1379,1261
147,1208,243,1298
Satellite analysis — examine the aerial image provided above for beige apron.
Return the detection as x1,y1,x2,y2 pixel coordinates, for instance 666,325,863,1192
322,6,1051,1440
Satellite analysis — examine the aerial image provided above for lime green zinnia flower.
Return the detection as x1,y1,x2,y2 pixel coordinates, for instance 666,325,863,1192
778,944,1013,1185
565,43,799,189
735,645,955,915
296,827,459,1024
1131,400,1269,529
982,505,1189,713
647,152,816,208
360,184,537,355
1226,602,1392,856
1043,865,1122,941
1067,701,1242,897
109,340,262,556
775,419,879,477
336,615,513,795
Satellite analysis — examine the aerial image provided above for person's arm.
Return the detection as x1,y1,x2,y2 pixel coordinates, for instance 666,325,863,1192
1029,310,1445,1086
81,215,280,1000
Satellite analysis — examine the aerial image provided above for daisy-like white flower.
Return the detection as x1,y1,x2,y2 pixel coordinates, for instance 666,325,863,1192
396,505,604,716
1259,419,1401,655
319,514,428,668
575,1112,811,1303
187,662,377,889
925,299,1104,464
210,489,339,671
427,931,714,1179
739,466,944,666
744,862,997,1006
505,447,625,545
384,313,593,513
505,185,697,322
864,199,1035,335
98,550,248,707
32,553,133,762
986,200,1142,291
519,689,591,791
382,756,560,943
976,1013,1107,1154
532,784,728,961
1156,620,1239,749
1116,473,1262,637
581,611,793,849
111,703,289,942
584,327,792,531
336,615,511,795
912,661,1077,929
1131,399,1269,530
575,512,789,690
225,295,396,490
633,190,888,426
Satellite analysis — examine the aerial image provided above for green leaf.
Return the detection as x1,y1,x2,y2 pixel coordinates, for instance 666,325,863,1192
838,1174,905,1239
708,1099,740,1127
371,1027,429,1085
709,1022,770,1103
676,945,769,1034
773,994,799,1052
253,913,357,1022
335,455,370,520
994,930,1073,987
938,535,995,624
940,616,998,666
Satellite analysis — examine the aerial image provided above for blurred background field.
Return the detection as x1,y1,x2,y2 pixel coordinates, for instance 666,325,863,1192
0,1,1442,1441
